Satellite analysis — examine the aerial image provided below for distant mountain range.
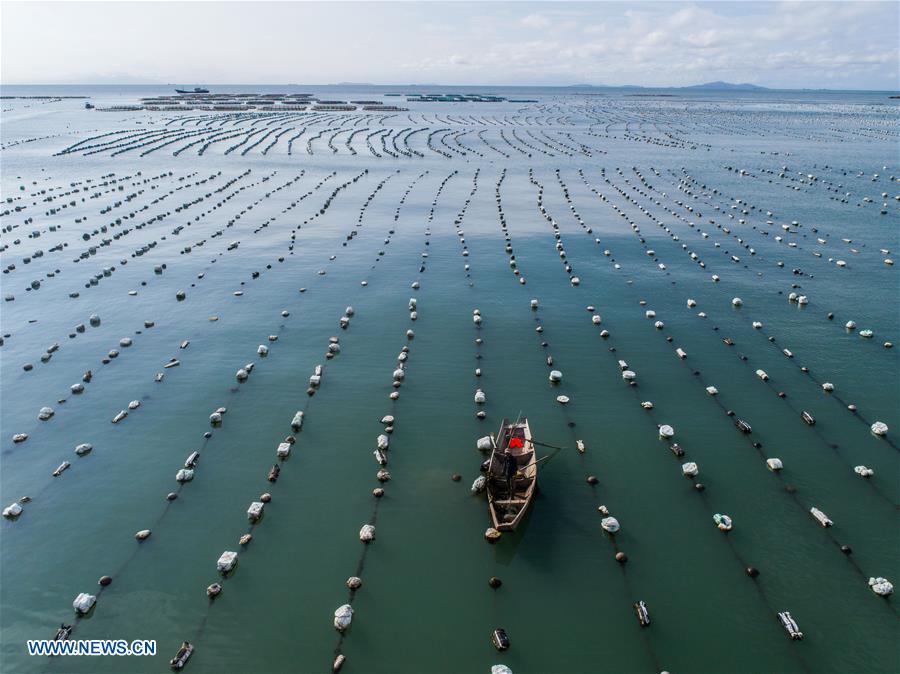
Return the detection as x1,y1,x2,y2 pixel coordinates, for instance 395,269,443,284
568,81,769,91
684,81,768,91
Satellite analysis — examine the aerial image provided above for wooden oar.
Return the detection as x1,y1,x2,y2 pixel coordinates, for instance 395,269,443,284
530,438,567,451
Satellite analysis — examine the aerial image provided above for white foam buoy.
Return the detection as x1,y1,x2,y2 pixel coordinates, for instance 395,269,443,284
854,465,874,478
822,382,834,392
766,458,784,471
706,386,718,395
601,517,620,533
548,370,563,383
869,577,893,596
247,502,265,521
871,421,888,436
658,424,675,439
556,395,570,405
732,297,743,307
73,593,97,615
217,551,238,572
810,507,833,527
332,604,354,632
359,524,376,542
714,514,732,531
682,462,699,477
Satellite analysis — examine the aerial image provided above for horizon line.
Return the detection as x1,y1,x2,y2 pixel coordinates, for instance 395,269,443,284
2,82,899,94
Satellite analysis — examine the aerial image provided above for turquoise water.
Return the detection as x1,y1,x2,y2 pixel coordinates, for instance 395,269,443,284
1,86,898,674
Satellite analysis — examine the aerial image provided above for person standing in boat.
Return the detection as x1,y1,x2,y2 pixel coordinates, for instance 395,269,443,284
504,437,523,496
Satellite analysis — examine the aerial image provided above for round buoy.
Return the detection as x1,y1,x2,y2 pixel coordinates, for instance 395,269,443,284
451,474,461,482
166,492,178,501
746,567,759,578
489,576,503,588
99,576,112,586
373,488,385,498
587,475,598,485
615,552,628,563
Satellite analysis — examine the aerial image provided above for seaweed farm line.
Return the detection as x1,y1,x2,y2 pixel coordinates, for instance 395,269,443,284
1,86,898,674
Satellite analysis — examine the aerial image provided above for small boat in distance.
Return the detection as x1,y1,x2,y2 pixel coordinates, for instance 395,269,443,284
175,87,209,94
169,641,194,670
486,417,537,531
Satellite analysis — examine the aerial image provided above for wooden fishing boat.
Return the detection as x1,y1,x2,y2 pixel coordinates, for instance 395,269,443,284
486,417,537,531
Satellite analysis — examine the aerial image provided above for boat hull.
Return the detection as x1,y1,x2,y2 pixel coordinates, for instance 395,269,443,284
486,417,537,531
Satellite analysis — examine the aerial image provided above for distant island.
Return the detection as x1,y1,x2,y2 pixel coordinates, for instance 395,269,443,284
684,81,768,91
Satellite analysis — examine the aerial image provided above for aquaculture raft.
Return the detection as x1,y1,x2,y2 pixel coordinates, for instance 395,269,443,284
486,417,537,531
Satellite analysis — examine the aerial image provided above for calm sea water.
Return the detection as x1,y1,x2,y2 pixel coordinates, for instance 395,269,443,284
1,85,897,674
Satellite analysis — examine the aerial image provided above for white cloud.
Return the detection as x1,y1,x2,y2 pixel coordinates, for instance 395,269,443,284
521,13,551,29
2,1,897,88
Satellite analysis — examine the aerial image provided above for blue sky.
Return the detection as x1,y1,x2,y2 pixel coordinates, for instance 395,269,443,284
2,1,898,89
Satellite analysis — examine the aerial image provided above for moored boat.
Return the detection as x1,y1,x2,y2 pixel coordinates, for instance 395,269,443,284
486,417,537,531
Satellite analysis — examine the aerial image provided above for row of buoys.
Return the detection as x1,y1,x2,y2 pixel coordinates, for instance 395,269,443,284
332,300,423,671
621,292,897,605
8,169,374,458
674,294,896,490
545,218,883,636
514,290,668,669
581,165,896,459
664,166,895,347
